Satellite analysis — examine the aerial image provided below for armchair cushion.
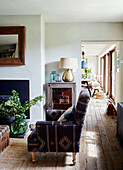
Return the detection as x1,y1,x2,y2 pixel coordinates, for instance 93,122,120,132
58,105,75,122
46,110,65,121
64,105,75,121
74,89,90,124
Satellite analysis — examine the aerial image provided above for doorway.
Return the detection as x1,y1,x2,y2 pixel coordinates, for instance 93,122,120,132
81,41,119,101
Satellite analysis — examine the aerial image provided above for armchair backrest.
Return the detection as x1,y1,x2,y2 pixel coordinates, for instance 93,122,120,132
74,89,90,125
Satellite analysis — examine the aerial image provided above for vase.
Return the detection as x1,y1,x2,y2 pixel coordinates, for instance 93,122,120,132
10,117,27,135
50,71,57,82
56,74,61,82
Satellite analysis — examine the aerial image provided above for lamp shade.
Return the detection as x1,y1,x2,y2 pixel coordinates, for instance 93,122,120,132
59,58,78,69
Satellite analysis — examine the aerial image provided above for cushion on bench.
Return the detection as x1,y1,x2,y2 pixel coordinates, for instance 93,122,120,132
0,125,10,153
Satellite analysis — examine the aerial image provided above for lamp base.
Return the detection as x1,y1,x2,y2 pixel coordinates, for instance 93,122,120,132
62,69,74,82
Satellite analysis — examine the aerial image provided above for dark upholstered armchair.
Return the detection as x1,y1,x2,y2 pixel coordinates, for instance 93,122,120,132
28,89,90,164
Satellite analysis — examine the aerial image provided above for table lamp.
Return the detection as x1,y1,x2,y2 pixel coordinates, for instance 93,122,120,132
59,58,78,82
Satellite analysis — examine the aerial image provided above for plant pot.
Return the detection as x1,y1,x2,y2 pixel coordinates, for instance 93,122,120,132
10,117,27,135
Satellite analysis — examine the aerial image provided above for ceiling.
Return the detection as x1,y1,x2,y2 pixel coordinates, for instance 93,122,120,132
0,0,123,22
82,42,116,57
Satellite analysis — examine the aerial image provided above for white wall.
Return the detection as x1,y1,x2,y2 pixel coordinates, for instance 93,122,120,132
87,55,98,75
0,15,45,123
46,23,123,97
41,16,46,120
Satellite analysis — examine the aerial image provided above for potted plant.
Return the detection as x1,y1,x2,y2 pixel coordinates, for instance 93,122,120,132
87,68,92,79
85,69,88,78
0,89,45,135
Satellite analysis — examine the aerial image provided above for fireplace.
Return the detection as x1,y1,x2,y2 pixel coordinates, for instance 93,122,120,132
0,80,30,119
0,80,30,138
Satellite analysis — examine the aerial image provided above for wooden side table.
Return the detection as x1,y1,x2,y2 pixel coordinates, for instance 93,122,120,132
81,79,92,97
92,86,101,97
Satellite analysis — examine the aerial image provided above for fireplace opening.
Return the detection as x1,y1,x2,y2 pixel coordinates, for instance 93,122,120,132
0,80,30,119
0,80,30,138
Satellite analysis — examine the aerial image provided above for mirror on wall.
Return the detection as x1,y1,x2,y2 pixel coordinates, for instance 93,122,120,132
0,35,18,59
0,26,26,65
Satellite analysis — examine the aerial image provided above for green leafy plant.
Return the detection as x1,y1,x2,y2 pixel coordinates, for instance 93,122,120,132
0,89,45,119
87,68,92,74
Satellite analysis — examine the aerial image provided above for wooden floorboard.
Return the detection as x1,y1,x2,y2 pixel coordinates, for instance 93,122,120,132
0,97,123,170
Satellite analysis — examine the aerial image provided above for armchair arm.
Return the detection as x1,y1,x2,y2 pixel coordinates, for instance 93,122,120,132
28,129,38,152
36,121,82,152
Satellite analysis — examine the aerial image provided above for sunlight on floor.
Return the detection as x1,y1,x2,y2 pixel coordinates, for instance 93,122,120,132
86,131,97,158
